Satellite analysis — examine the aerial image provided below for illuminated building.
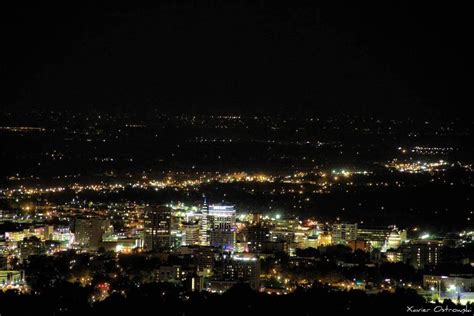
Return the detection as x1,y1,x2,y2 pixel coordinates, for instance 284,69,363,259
51,227,75,249
208,204,236,251
198,195,210,246
356,226,407,251
221,253,260,290
331,223,358,245
208,204,236,230
317,232,332,246
182,221,200,246
356,227,390,249
296,235,319,250
400,239,443,269
100,238,141,253
210,229,236,252
348,239,369,252
18,236,45,262
423,274,474,292
385,229,407,250
144,206,172,251
5,225,54,242
270,230,295,245
186,273,204,292
4,231,28,242
43,225,54,240
170,230,183,249
273,217,299,232
0,270,25,289
245,225,270,252
73,217,112,250
269,217,299,246
120,238,142,252
386,249,402,263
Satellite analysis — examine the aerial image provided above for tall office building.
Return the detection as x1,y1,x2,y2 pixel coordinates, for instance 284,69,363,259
144,206,172,251
208,204,236,251
195,196,236,248
210,230,236,252
72,217,112,250
208,205,236,230
245,225,270,252
193,246,215,274
182,221,200,246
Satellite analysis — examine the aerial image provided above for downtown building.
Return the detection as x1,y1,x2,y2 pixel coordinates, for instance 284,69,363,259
208,204,236,251
189,196,236,250
331,223,358,245
72,217,112,251
182,221,200,246
143,206,172,251
207,253,261,292
400,239,443,269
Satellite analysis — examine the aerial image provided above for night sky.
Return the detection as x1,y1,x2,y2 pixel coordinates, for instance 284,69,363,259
2,2,472,115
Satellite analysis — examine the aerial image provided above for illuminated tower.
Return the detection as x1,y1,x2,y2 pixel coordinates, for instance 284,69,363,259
199,194,210,245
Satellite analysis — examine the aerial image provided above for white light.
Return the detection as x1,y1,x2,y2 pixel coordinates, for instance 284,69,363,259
420,233,430,240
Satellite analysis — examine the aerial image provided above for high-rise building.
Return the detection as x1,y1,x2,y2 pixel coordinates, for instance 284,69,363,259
210,229,236,252
193,246,215,274
198,195,210,246
222,253,260,290
208,205,236,230
245,225,270,252
331,223,358,245
182,221,200,246
72,217,112,250
269,217,299,246
144,206,171,251
208,204,236,251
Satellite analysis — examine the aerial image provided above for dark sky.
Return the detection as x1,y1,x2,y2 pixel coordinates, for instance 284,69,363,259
1,2,472,115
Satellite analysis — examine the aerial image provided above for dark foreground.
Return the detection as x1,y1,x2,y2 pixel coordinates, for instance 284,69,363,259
0,283,469,316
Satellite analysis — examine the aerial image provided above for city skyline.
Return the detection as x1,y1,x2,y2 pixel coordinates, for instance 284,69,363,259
1,3,473,315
